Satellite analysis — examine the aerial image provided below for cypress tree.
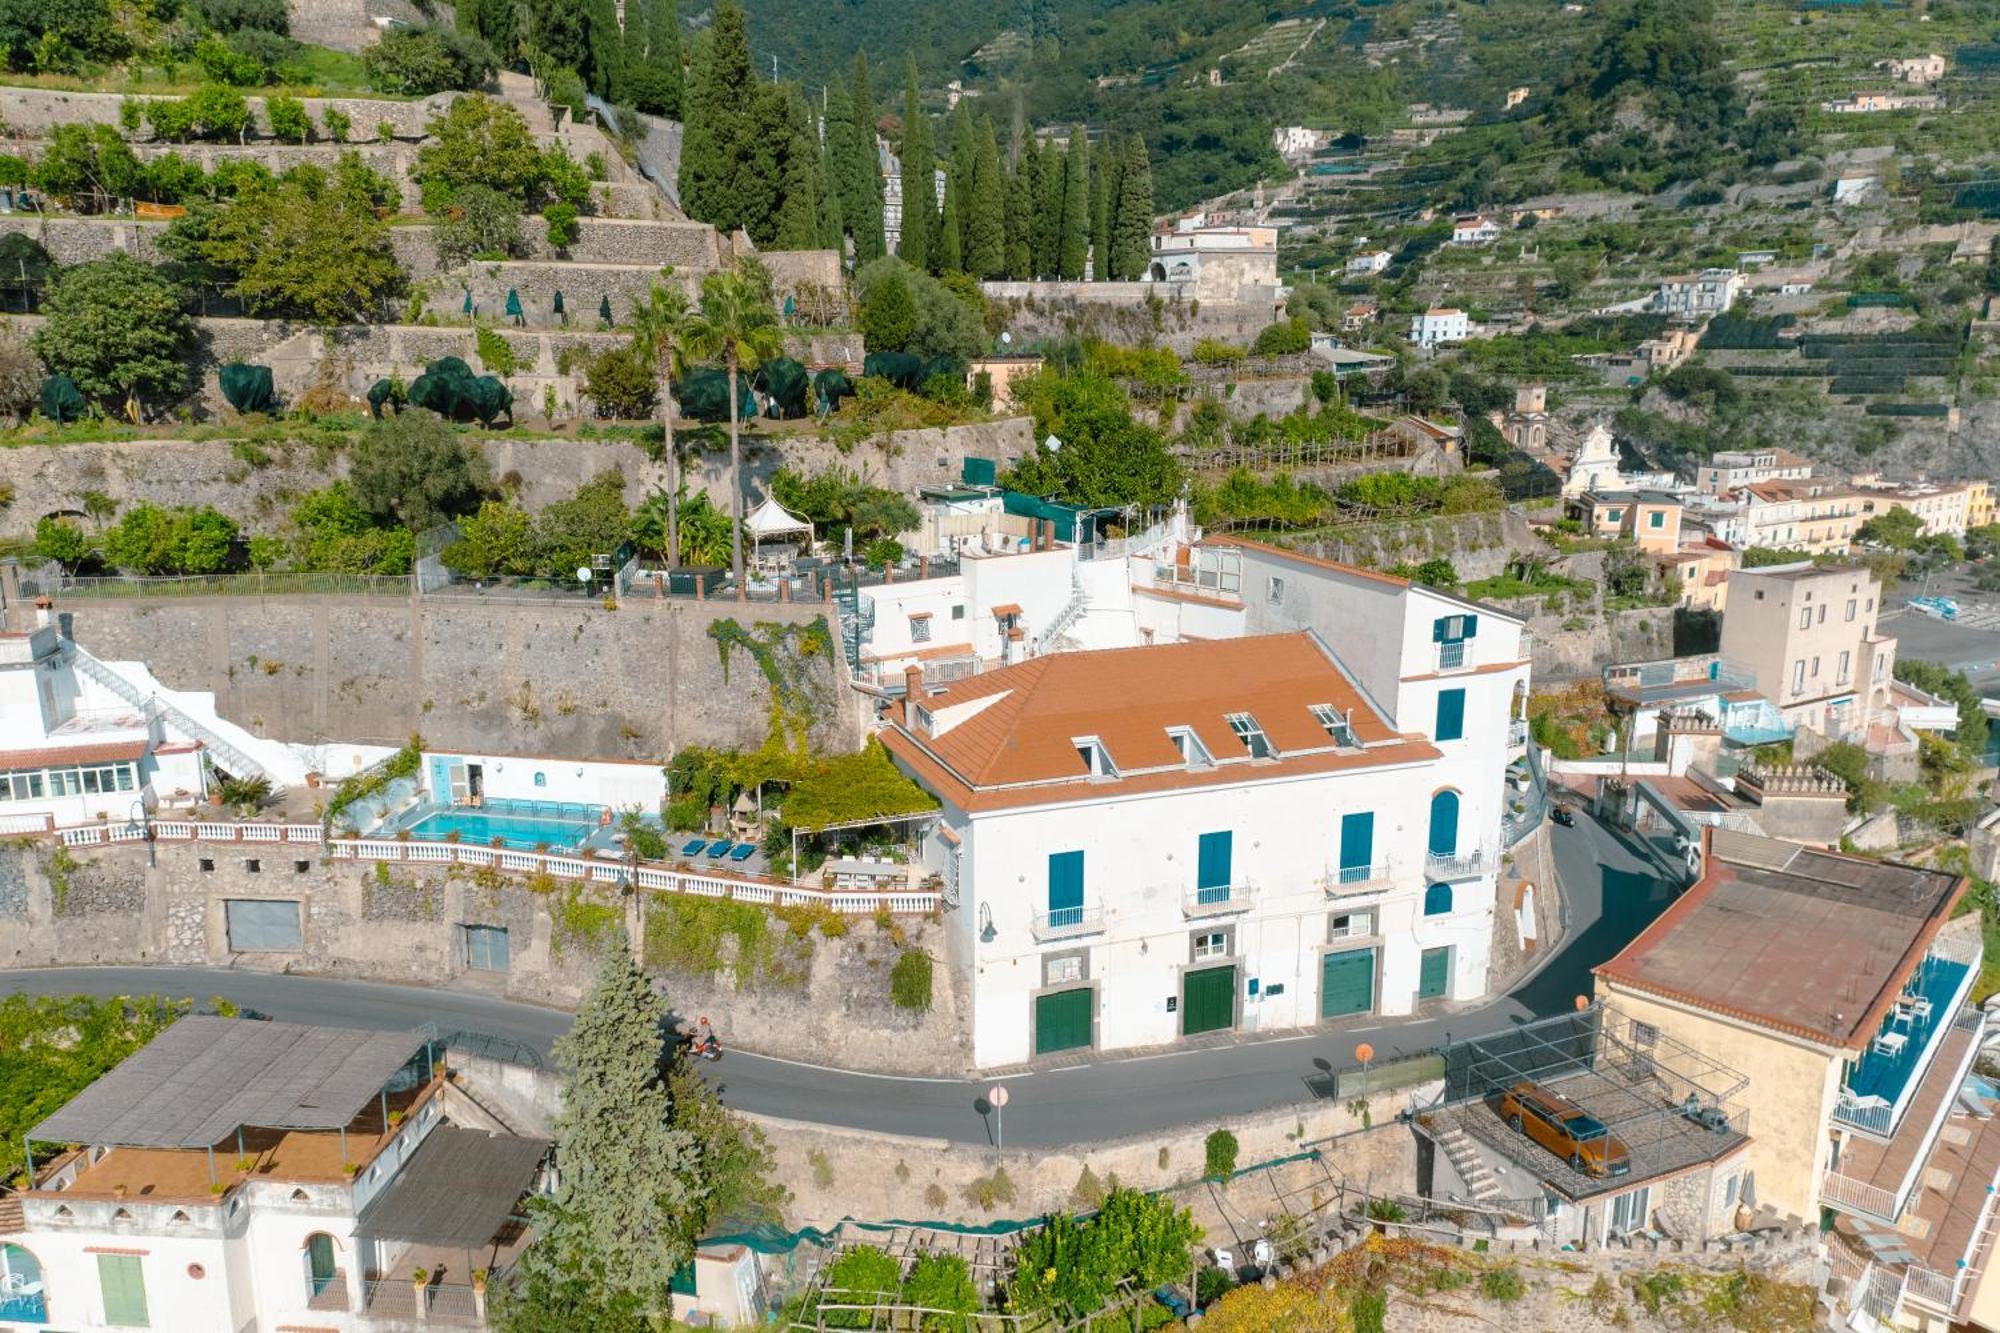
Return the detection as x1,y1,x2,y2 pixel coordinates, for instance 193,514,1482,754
819,143,846,254
936,172,962,273
677,2,761,236
843,53,886,263
531,0,590,77
773,85,822,249
620,0,648,100
1004,153,1033,279
583,0,622,99
1036,137,1065,278
967,116,1006,279
948,103,976,196
1059,129,1089,280
642,0,683,117
897,59,933,271
1089,138,1110,281
1111,134,1154,280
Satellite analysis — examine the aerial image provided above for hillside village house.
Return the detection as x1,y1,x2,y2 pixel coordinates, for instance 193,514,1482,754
1568,490,1684,554
1710,482,1869,555
1968,480,1995,530
1345,250,1393,276
1653,269,1746,319
1696,448,1815,496
8,1017,548,1332
1595,831,1991,1328
1718,564,1896,733
883,557,1531,1068
1144,218,1280,301
1409,308,1468,349
0,624,208,827
1450,215,1500,246
1878,53,1947,84
1855,480,1975,539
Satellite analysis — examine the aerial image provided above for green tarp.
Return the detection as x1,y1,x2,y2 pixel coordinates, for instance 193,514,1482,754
408,356,512,426
813,368,855,414
754,357,810,419
39,375,84,422
1002,490,1111,544
218,363,277,414
366,378,404,419
919,354,966,390
679,368,754,423
862,351,923,389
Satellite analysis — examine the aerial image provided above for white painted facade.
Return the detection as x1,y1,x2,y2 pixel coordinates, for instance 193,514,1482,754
417,751,667,812
1345,250,1393,276
1653,268,1746,318
1409,308,1468,348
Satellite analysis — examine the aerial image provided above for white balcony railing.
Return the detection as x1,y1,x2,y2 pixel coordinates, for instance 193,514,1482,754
1425,847,1490,881
1031,906,1106,942
1820,1169,1900,1224
1508,719,1529,749
1436,641,1470,672
1182,884,1254,918
1902,1266,1959,1315
1324,863,1393,896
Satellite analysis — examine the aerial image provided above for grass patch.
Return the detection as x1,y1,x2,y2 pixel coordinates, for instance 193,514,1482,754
643,892,812,987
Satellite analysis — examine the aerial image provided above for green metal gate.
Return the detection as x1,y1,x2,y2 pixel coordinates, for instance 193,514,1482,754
1320,949,1375,1019
1182,965,1236,1036
1419,946,1451,1000
1034,989,1093,1055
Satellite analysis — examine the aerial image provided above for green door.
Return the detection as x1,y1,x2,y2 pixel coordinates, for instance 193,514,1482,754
1320,949,1375,1019
1034,989,1093,1055
1419,946,1451,1000
98,1253,148,1327
1182,965,1236,1036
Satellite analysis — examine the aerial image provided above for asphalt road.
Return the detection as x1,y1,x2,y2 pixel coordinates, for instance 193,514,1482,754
0,811,1678,1147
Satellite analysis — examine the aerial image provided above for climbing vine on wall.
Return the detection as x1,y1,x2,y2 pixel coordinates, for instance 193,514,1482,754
708,616,836,751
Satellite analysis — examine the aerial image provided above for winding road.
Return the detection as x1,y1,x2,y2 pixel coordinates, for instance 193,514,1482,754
0,810,1679,1147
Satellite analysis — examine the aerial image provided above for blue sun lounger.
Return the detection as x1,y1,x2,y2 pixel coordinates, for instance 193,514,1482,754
706,841,735,860
681,838,708,856
728,843,756,863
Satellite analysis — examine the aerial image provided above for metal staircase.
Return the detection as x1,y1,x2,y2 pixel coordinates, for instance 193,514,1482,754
832,583,874,672
64,643,279,788
1035,572,1089,652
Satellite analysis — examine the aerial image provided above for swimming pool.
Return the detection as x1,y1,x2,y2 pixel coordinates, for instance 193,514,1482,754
399,799,604,851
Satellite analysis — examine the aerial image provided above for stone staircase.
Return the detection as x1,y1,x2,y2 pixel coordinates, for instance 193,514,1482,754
1432,1123,1503,1203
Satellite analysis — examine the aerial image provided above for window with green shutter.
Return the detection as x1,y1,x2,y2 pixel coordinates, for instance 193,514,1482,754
1196,831,1232,903
98,1253,148,1327
1435,689,1465,742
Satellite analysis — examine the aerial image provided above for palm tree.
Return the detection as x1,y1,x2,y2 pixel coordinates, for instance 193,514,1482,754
682,267,784,586
629,277,693,565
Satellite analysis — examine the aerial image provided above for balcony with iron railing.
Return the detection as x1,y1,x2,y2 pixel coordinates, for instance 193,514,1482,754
1425,845,1491,882
1831,934,1982,1139
1030,905,1107,942
1435,640,1472,673
1182,883,1254,918
1323,863,1394,896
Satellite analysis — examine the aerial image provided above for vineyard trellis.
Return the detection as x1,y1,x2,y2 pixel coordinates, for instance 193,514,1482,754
1177,425,1417,477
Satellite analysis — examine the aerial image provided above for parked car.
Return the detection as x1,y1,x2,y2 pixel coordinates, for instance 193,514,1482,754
1497,1081,1631,1177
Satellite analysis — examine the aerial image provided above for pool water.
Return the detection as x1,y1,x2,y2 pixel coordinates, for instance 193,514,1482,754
400,800,603,850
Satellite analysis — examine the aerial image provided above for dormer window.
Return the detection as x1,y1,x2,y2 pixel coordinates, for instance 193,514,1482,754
914,706,935,734
1167,726,1213,768
1311,704,1357,748
1226,713,1272,759
1073,737,1117,778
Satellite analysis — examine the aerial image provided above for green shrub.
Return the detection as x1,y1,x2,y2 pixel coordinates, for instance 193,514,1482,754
1195,1265,1236,1306
1366,1197,1407,1223
1351,1288,1387,1333
1190,338,1246,365
815,1245,898,1328
1204,1128,1239,1178
961,1166,1015,1212
889,948,933,1011
1481,1266,1525,1302
900,1253,978,1331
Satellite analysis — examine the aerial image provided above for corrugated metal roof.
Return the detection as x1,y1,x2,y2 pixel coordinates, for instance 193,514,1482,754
357,1128,549,1249
30,1017,427,1149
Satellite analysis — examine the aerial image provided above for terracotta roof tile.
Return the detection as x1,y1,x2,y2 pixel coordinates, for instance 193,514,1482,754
0,739,149,769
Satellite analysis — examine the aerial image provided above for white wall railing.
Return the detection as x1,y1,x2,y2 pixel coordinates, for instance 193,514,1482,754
1323,863,1393,896
1820,1169,1900,1224
1425,846,1491,881
1181,883,1254,918
1030,906,1107,942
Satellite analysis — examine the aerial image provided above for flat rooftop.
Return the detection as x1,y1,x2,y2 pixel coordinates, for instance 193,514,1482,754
1596,830,1965,1051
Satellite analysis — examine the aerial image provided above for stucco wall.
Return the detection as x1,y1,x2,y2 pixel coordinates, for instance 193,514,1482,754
59,593,851,756
1598,986,1839,1223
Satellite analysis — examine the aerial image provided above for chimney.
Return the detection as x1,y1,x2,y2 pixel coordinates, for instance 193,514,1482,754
902,663,925,727
33,595,52,629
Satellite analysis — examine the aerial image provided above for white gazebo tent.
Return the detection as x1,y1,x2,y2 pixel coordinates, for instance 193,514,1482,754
744,495,814,573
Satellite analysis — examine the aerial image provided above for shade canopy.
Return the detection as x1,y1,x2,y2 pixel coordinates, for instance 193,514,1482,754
744,495,813,543
358,1127,549,1249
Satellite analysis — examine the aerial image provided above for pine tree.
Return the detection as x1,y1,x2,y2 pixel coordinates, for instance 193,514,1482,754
936,173,962,273
897,59,933,271
1111,134,1154,281
521,939,707,1308
844,52,886,262
1039,140,1068,278
1003,153,1033,280
1089,141,1111,281
967,116,1006,279
1058,129,1089,280
644,0,683,117
676,3,761,235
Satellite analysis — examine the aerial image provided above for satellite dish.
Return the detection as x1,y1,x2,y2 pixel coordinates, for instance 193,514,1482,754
575,566,593,584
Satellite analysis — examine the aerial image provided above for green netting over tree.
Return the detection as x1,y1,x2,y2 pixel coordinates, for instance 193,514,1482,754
862,351,924,389
218,363,277,414
39,375,84,422
408,356,513,426
679,368,755,423
754,357,810,419
813,369,855,414
919,355,966,388
367,378,404,419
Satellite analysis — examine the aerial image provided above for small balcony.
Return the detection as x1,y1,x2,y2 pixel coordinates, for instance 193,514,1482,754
1030,906,1106,942
1424,847,1489,881
1507,719,1529,751
1435,641,1472,673
1182,883,1253,918
1323,863,1393,896
1831,934,1980,1139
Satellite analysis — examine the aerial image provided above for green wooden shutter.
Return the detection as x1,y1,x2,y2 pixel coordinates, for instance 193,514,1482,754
1419,947,1451,1000
1196,831,1232,901
1182,966,1236,1036
99,1253,149,1327
1338,812,1373,873
1047,851,1083,925
1435,689,1465,742
1035,989,1093,1055
1320,949,1375,1018
1428,790,1460,856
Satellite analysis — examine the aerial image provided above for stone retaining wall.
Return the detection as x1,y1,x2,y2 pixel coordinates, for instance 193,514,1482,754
0,86,456,139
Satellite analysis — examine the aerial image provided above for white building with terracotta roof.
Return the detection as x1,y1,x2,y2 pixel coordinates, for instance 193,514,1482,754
884,551,1531,1068
1409,308,1468,348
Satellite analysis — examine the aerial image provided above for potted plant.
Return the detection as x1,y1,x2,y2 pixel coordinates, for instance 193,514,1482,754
395,829,411,842
304,771,322,789
234,1155,254,1173
444,830,462,844
410,1267,429,1307
208,1181,228,1197
471,1268,489,1319
489,837,505,849
341,1162,359,1181
388,1109,405,1127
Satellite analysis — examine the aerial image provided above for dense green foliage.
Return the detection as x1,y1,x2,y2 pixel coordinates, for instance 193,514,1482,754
1007,1187,1201,1317
4,995,192,1181
348,413,492,532
32,255,194,413
1003,370,1181,509
362,24,496,94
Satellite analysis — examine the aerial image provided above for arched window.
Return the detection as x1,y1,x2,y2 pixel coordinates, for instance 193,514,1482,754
533,771,547,787
0,1244,44,1320
1428,790,1460,857
304,1233,338,1299
1424,882,1453,916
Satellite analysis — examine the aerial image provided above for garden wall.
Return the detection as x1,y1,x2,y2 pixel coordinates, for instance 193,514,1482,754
1286,509,1540,583
0,840,968,1072
983,285,1285,356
